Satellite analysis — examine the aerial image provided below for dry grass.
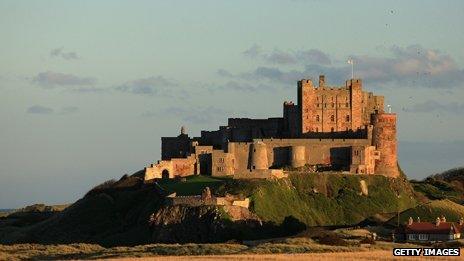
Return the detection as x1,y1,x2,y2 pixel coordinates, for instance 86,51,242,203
0,238,430,260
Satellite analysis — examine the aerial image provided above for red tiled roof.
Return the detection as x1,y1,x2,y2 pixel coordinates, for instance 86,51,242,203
404,222,460,234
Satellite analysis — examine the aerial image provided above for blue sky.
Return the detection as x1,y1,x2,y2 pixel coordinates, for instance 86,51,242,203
1,0,464,208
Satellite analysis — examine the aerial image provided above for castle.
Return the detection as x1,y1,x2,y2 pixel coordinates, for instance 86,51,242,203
144,75,400,181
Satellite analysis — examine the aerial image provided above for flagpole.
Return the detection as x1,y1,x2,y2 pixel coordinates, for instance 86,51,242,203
351,60,354,79
348,58,354,79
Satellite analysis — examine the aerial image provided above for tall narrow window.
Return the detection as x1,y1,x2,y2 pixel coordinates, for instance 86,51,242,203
330,115,335,122
346,115,350,122
331,127,334,132
316,115,320,122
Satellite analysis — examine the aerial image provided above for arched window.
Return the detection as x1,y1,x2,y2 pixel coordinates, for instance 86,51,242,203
316,115,320,122
346,115,350,122
330,115,335,122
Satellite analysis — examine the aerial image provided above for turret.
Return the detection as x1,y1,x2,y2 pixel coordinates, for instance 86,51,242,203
372,113,400,178
290,145,306,168
250,141,268,170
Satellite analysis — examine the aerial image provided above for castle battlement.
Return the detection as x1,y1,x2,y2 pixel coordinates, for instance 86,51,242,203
144,75,399,181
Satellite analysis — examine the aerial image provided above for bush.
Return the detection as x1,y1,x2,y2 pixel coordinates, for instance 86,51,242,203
317,233,350,246
359,236,376,245
85,179,116,196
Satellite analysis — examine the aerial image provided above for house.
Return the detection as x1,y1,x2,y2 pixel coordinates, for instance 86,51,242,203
394,216,463,242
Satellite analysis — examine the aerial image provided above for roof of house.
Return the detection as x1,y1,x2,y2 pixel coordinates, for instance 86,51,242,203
403,222,460,235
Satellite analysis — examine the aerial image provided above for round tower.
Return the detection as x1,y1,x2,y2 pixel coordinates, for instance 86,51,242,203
290,145,306,168
372,113,400,178
251,141,268,170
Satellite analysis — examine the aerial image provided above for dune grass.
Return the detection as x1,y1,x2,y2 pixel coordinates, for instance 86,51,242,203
0,238,425,260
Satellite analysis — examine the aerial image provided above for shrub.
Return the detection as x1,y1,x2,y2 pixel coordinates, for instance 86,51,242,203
317,233,350,246
85,179,116,197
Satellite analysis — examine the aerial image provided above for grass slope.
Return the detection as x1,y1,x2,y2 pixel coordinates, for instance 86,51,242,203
216,173,417,226
387,199,464,225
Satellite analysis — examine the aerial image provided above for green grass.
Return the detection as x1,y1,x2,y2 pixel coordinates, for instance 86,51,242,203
216,173,417,226
158,175,226,196
411,179,464,203
387,199,464,225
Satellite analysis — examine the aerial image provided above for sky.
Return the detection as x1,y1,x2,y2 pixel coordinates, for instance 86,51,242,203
1,0,464,208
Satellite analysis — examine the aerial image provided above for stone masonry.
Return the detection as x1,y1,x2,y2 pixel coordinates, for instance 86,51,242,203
144,75,400,181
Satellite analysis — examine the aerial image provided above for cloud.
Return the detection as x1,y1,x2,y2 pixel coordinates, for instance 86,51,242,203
243,45,332,65
349,45,464,87
33,71,96,87
205,80,277,93
143,106,232,124
27,105,54,114
235,45,464,88
242,44,262,59
115,76,176,96
50,47,79,60
406,100,464,114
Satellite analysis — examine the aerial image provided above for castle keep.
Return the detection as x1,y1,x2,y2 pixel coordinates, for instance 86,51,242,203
144,76,400,181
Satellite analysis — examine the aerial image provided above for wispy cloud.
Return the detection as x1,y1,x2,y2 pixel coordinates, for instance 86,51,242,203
50,47,79,60
406,100,464,114
143,106,231,124
115,76,177,96
235,45,464,88
27,105,54,114
32,71,96,87
243,45,331,65
26,105,80,115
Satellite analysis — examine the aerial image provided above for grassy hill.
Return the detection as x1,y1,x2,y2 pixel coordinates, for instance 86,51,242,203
0,172,420,245
214,173,417,226
387,199,464,225
411,167,464,204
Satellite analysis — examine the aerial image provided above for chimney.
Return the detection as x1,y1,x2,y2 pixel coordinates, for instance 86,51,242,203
459,217,463,225
408,217,413,225
416,217,420,223
319,75,325,87
436,217,441,226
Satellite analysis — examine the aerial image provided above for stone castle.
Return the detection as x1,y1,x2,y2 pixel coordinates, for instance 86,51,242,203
144,75,400,181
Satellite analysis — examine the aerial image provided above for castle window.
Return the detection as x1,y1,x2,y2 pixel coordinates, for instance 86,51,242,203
332,103,335,108
331,127,334,132
346,103,349,107
317,103,320,108
346,115,350,122
316,127,318,132
324,103,327,108
330,115,335,122
316,115,320,122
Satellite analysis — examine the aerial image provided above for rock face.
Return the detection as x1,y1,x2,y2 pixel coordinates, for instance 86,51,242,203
148,205,262,243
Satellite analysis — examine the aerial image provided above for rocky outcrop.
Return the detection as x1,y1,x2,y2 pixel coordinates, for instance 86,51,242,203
148,205,263,243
